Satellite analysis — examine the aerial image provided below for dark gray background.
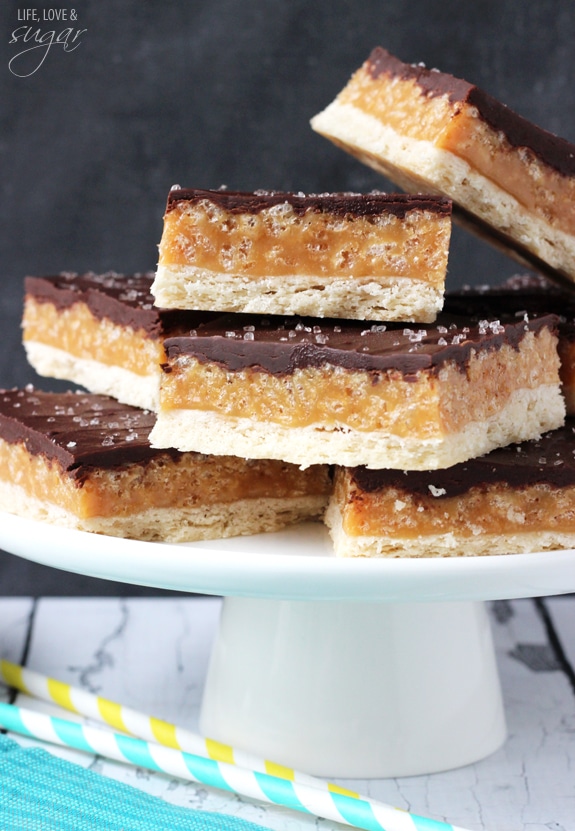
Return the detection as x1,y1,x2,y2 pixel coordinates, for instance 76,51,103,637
1,0,574,594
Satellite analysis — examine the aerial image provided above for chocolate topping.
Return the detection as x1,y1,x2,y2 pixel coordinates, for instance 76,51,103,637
350,419,575,498
165,187,452,220
367,47,474,104
0,388,181,480
366,46,575,178
24,272,216,339
445,282,575,341
163,309,558,378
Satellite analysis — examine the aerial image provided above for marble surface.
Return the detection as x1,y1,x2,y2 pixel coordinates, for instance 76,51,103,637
0,594,574,831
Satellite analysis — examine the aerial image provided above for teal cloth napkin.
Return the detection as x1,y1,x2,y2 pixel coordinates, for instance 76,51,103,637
0,734,271,831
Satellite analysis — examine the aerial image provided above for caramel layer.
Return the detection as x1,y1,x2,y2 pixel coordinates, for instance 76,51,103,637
0,439,83,516
0,438,329,519
161,328,559,437
158,193,451,287
439,113,575,235
336,468,575,540
23,298,162,378
338,63,455,144
161,359,443,436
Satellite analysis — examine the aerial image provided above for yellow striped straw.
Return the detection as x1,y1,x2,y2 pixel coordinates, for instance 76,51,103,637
0,658,356,796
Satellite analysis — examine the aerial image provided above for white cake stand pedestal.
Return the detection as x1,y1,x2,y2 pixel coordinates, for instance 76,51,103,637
3,515,575,778
199,597,505,777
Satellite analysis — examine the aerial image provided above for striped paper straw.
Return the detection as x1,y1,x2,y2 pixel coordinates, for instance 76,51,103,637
0,658,323,788
0,701,469,831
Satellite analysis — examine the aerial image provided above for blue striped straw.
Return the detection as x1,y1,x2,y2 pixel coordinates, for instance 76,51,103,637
0,701,469,831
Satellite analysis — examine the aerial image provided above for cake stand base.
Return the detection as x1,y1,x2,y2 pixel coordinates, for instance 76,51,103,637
199,597,506,778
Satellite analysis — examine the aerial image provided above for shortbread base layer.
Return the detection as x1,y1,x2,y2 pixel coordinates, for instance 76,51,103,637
311,100,575,283
149,383,564,469
152,267,443,323
0,479,327,543
24,341,160,411
324,500,575,558
24,341,160,412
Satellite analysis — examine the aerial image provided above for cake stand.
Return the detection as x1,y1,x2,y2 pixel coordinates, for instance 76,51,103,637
2,511,575,779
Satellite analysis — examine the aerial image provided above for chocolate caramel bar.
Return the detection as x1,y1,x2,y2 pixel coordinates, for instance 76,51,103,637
149,310,564,470
311,47,575,285
326,420,575,557
22,272,216,410
152,188,452,322
0,388,331,541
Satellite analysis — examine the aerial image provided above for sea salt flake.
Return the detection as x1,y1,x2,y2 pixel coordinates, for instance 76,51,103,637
489,320,505,333
428,484,447,497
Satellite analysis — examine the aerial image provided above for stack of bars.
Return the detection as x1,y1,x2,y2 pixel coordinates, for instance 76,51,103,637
8,45,575,557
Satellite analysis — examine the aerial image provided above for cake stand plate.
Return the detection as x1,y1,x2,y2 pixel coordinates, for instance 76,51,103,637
2,511,575,777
